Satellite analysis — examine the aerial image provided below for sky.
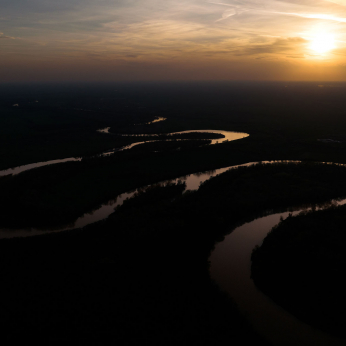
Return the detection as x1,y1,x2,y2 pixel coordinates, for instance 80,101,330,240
2,0,346,82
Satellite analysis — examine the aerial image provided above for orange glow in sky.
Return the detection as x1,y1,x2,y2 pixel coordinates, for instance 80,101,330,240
1,0,346,81
310,33,336,54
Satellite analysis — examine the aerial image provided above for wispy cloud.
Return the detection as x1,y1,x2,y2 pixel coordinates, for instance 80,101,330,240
0,32,14,39
234,37,307,56
2,0,346,81
271,11,346,23
216,8,237,21
325,0,346,6
209,1,346,24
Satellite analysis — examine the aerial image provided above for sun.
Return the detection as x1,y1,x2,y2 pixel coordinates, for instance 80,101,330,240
309,33,336,54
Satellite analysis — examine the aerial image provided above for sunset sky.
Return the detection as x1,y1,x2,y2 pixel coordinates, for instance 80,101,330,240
2,0,346,82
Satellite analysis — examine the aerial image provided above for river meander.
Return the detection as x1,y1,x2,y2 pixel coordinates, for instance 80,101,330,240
0,160,256,238
1,133,345,345
209,200,346,346
0,129,248,177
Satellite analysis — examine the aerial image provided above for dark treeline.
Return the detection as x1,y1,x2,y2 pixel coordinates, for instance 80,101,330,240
0,138,250,229
4,127,346,229
129,139,212,153
2,163,346,344
4,82,346,169
115,132,225,140
251,205,346,338
117,181,186,211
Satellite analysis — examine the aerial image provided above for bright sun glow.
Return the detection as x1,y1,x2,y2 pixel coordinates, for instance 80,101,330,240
310,33,336,54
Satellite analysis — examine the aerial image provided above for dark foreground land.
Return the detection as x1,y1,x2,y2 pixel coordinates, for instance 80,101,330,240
3,82,346,344
2,163,346,344
252,205,346,338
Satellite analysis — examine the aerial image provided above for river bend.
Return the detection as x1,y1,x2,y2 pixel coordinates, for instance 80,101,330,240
0,144,345,345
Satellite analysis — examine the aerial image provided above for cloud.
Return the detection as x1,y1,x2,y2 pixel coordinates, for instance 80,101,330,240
271,11,346,23
2,0,346,81
216,8,237,21
325,0,346,6
234,37,307,57
0,32,13,39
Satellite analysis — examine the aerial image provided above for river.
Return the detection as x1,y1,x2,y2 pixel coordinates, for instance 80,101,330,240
0,161,257,239
209,200,346,346
0,135,345,345
0,129,248,177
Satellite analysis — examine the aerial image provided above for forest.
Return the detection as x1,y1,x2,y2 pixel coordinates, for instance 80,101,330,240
2,162,346,344
2,82,346,344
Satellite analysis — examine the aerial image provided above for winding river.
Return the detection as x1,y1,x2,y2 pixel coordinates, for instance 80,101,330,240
0,129,248,177
115,129,247,151
1,126,345,345
0,160,255,239
209,202,346,346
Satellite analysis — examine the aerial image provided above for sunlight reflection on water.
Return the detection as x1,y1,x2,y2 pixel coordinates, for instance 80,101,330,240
210,197,346,346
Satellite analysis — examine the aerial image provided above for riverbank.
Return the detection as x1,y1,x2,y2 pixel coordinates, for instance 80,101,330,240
4,125,346,231
0,130,247,229
0,129,237,177
251,205,346,339
2,162,346,344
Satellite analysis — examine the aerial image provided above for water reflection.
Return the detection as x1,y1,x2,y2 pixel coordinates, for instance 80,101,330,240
109,130,248,152
97,127,110,134
2,160,344,235
2,157,346,344
0,158,81,177
146,117,167,124
134,117,167,125
209,199,346,346
0,130,249,176
1,160,345,239
98,118,167,132
0,161,259,238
